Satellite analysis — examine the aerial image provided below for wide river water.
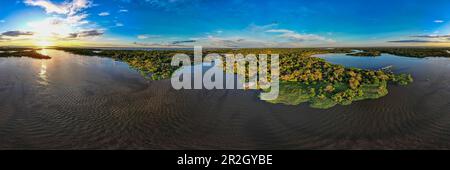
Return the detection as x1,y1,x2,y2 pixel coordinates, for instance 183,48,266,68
0,49,450,149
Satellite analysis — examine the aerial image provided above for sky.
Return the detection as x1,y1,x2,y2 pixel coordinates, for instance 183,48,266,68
1,0,450,47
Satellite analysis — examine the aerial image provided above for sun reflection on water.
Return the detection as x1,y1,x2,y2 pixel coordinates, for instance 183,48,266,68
37,49,49,56
38,61,49,86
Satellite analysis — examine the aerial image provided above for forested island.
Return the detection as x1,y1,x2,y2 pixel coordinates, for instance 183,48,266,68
0,48,50,59
58,47,415,109
342,48,450,58
347,50,381,57
352,48,450,58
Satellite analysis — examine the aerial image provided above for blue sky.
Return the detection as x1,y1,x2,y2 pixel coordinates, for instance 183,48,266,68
1,0,450,47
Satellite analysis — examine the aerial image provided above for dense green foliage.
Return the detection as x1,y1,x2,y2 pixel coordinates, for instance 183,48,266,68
267,51,411,108
347,50,381,57
59,47,415,109
355,48,450,58
0,48,50,59
266,81,389,109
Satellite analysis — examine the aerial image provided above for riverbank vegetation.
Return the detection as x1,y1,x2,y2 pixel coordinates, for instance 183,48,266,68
59,48,187,80
58,47,414,109
0,48,50,59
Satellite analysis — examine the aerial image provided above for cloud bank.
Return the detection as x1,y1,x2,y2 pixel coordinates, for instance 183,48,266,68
389,34,450,44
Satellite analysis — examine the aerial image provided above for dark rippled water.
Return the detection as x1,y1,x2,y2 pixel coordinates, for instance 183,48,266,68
1,50,450,149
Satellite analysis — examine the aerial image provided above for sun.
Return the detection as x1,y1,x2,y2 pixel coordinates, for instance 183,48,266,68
35,40,55,48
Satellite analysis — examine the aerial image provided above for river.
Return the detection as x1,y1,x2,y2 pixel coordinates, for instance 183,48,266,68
0,49,450,149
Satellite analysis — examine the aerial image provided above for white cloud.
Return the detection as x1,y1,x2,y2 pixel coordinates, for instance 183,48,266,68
434,20,444,23
118,9,128,13
115,23,124,27
265,29,294,33
137,35,148,39
65,13,89,25
137,34,160,39
247,23,279,32
24,0,92,16
24,0,67,14
280,33,327,42
133,42,186,48
24,0,92,26
266,29,334,43
98,12,110,16
411,34,450,38
201,36,274,48
67,0,92,15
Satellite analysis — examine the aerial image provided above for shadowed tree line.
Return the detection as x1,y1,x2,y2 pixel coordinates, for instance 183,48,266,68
0,48,50,59
355,47,450,58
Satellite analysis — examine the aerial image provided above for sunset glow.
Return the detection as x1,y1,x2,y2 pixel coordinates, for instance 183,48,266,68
35,40,54,47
